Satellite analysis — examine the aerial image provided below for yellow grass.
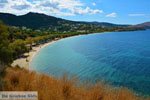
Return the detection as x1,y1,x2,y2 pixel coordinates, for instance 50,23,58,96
2,67,150,100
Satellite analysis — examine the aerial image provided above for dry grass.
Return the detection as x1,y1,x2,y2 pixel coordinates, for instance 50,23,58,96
2,67,150,100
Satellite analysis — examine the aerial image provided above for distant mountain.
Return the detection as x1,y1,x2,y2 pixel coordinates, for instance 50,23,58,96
0,12,148,30
84,21,130,27
129,22,150,29
0,12,77,30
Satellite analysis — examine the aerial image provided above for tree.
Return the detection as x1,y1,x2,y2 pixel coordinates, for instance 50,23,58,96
0,21,13,90
26,37,33,50
0,21,13,64
9,39,29,58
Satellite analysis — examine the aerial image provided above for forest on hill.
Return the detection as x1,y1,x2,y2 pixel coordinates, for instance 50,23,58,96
0,12,148,31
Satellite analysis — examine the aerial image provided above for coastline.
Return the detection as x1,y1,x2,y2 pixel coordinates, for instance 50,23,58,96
11,30,140,70
11,35,79,70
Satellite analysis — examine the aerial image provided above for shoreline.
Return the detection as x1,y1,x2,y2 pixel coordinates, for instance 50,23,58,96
11,35,79,70
11,30,141,70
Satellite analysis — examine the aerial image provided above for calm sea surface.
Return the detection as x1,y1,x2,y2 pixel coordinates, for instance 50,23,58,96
30,30,150,95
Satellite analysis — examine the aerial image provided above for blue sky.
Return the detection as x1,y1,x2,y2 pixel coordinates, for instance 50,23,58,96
0,0,150,24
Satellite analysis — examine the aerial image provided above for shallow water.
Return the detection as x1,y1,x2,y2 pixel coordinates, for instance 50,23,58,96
30,30,150,95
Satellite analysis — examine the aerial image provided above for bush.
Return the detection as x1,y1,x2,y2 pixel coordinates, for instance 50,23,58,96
2,67,150,100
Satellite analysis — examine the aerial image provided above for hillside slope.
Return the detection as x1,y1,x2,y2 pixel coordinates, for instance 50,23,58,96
0,12,149,30
85,21,130,27
3,67,150,100
129,22,150,29
0,12,76,30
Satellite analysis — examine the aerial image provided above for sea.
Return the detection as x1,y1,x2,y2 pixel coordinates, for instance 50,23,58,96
30,30,150,96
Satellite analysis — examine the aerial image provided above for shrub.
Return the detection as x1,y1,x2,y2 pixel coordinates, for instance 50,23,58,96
2,67,150,100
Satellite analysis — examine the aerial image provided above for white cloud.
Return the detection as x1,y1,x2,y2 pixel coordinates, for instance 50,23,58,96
11,3,31,10
92,3,96,6
0,0,8,8
0,0,103,16
106,13,117,18
73,7,103,15
0,0,8,3
0,0,33,14
128,14,150,18
128,14,145,16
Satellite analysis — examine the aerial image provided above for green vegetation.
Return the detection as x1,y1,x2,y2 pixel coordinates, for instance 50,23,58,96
0,21,12,90
0,21,13,64
9,39,29,58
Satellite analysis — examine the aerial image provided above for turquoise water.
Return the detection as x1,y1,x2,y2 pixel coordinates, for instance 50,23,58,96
30,30,150,95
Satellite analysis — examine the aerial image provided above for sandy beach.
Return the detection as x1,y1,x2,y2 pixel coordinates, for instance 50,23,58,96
11,36,78,70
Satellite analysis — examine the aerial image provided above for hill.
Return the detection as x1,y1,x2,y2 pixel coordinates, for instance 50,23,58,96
0,12,148,31
0,12,134,30
0,12,77,30
129,22,150,29
84,21,130,27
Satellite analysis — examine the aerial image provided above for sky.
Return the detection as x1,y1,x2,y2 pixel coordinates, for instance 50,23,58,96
0,0,150,24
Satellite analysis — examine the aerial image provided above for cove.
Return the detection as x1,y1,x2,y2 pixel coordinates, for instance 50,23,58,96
30,30,150,96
